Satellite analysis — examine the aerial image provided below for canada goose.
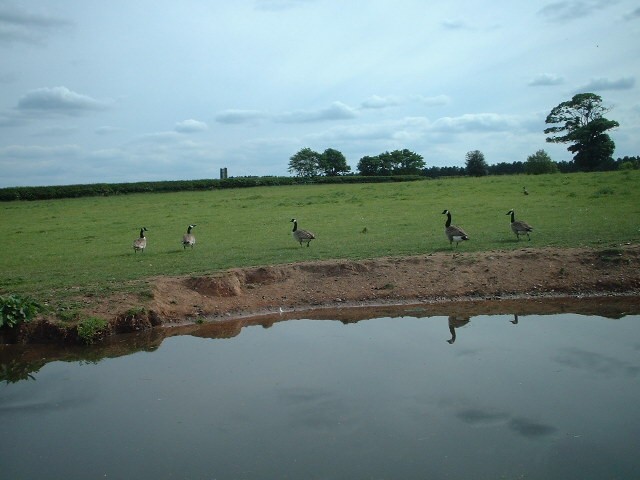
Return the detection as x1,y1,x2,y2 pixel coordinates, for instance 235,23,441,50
442,210,469,247
506,209,533,241
523,186,529,195
447,314,470,344
291,218,315,247
133,227,148,253
182,224,197,249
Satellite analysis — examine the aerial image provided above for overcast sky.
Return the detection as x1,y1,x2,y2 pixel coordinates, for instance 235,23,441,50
1,0,638,187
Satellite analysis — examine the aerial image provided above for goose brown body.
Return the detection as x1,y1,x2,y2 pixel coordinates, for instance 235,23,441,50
182,224,197,249
507,210,533,241
291,218,315,247
442,210,469,247
133,227,148,253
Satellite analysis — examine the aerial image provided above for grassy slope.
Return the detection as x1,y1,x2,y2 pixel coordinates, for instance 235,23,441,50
1,171,638,303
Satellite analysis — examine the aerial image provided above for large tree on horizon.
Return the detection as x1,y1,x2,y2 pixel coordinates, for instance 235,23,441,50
465,150,488,176
544,93,619,171
357,149,424,176
319,148,351,176
288,147,321,177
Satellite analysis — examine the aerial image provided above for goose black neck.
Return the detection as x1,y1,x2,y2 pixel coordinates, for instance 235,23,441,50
139,229,145,238
445,212,451,228
187,226,192,234
292,221,298,232
509,211,515,223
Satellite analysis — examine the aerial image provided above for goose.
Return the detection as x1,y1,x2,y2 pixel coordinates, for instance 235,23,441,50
442,210,469,247
291,218,315,247
133,227,148,253
182,224,197,249
523,186,529,195
506,209,533,241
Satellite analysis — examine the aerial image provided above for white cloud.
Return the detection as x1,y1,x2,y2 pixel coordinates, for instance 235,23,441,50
215,110,266,124
432,113,522,133
16,86,108,115
95,126,121,135
441,19,469,30
0,144,82,159
275,101,357,123
254,0,315,12
414,95,451,107
576,76,636,91
528,73,565,86
0,5,73,44
538,1,612,22
360,95,400,110
624,6,640,19
32,126,78,137
175,119,208,133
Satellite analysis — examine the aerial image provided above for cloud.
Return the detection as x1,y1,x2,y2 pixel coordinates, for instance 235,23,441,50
215,109,267,124
275,101,357,123
16,87,109,116
414,94,451,106
432,113,521,133
175,119,208,133
360,95,401,110
538,1,612,22
441,19,470,30
528,73,565,86
554,348,640,377
357,94,449,111
0,144,82,159
95,126,121,135
508,418,558,438
624,6,640,20
576,76,636,91
32,126,78,137
0,6,73,44
456,408,509,425
254,0,315,12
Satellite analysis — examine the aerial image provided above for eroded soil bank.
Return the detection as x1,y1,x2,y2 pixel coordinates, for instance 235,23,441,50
6,244,640,344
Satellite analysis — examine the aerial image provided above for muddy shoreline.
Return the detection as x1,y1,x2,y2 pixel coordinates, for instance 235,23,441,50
3,244,640,345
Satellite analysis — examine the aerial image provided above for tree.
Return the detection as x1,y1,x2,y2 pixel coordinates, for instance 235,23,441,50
356,155,381,176
544,93,619,171
288,148,321,177
525,149,558,175
465,150,488,176
388,149,425,175
357,149,425,176
319,148,350,176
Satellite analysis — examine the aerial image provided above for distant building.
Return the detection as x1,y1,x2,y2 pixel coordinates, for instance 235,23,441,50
220,167,228,179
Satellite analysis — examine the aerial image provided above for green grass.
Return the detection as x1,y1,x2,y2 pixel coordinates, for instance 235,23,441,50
1,171,638,305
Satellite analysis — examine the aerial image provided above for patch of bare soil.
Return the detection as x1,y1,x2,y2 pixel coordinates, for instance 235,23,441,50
9,244,640,344
108,244,639,321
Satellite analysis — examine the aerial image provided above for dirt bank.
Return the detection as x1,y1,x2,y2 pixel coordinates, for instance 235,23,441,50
8,244,640,344
149,244,640,320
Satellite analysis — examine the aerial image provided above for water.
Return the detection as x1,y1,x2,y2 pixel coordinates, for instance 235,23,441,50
1,307,639,480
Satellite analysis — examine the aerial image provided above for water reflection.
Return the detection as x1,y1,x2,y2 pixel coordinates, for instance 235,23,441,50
2,296,639,383
446,314,470,344
1,298,640,480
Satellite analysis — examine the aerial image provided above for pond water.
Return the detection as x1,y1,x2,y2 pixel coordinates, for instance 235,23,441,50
1,305,639,480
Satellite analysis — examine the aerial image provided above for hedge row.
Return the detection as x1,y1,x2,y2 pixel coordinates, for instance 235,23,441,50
0,175,425,201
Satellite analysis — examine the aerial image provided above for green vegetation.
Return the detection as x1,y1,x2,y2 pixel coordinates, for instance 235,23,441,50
76,316,109,344
0,171,638,310
0,294,41,328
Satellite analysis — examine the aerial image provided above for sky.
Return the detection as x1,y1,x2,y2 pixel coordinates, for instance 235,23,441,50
1,0,639,187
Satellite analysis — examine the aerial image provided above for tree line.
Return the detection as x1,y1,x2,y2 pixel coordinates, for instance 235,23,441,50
288,92,637,178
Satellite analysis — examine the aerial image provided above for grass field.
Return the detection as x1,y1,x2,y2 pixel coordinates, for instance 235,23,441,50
1,170,638,304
